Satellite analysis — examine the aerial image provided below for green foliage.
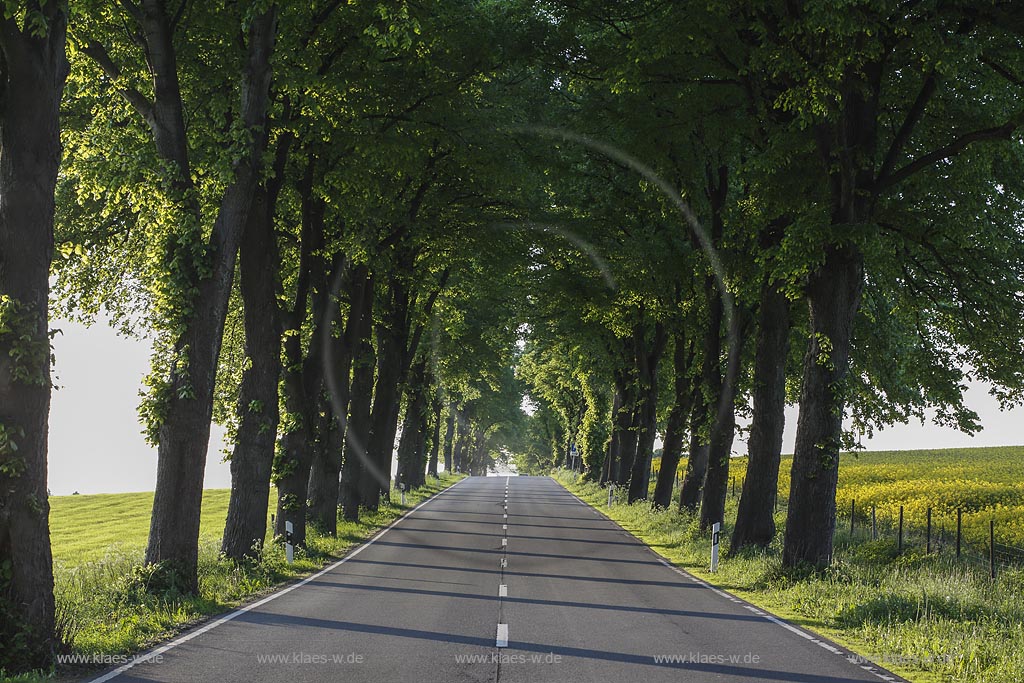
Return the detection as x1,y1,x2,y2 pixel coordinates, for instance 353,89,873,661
2,1,60,38
0,295,52,387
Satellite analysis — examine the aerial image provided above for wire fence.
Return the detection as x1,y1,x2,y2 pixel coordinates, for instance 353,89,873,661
833,497,1024,578
628,472,1024,578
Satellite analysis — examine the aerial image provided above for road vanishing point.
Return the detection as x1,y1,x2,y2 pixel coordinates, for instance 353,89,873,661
88,477,908,683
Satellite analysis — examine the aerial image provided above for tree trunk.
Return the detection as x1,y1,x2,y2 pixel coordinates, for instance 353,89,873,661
395,358,428,490
0,5,68,670
628,322,667,503
470,428,488,475
783,245,864,567
679,275,722,511
784,63,876,568
608,361,638,486
679,415,708,511
427,390,442,478
733,278,791,551
442,403,456,473
144,6,276,592
453,408,472,473
362,322,404,509
221,187,282,561
273,349,320,547
600,387,624,485
615,404,640,487
341,271,375,522
272,164,334,548
699,307,746,532
308,266,364,534
306,393,342,535
653,332,694,508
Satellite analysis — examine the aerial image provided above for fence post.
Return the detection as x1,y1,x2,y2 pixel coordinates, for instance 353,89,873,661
926,507,932,554
871,505,877,541
990,520,996,580
731,476,735,498
710,522,721,573
898,505,904,554
956,509,962,559
285,521,294,564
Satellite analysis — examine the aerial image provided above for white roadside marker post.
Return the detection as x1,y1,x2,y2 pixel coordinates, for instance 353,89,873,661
285,520,294,564
608,484,614,508
710,522,721,573
399,482,406,506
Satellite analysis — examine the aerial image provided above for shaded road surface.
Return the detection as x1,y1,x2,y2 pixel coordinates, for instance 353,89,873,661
90,476,906,683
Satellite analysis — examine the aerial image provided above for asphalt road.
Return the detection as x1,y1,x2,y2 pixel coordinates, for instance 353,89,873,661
89,476,907,683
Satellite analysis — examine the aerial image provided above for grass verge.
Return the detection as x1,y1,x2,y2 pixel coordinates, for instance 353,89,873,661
554,470,1024,683
12,473,464,682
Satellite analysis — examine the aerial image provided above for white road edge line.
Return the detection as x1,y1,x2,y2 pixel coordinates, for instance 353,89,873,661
84,477,468,683
496,623,509,648
501,538,508,547
499,584,508,597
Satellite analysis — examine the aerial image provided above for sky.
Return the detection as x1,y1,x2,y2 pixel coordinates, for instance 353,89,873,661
49,319,231,496
47,318,1024,495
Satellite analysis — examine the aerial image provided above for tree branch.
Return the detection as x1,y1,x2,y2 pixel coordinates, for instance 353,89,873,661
79,38,155,124
117,0,144,24
877,120,1019,190
980,54,1024,87
876,69,937,187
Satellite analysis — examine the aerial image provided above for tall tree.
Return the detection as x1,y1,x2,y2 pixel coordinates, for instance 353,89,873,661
220,181,284,561
0,0,68,671
71,0,278,590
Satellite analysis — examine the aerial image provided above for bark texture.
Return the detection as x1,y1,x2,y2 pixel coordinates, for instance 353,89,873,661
307,266,364,534
784,64,876,568
341,271,375,522
679,275,722,511
441,403,456,473
0,3,68,670
653,332,694,508
221,186,283,561
699,307,746,531
628,322,667,503
143,5,277,592
427,390,442,478
732,277,790,551
783,245,863,566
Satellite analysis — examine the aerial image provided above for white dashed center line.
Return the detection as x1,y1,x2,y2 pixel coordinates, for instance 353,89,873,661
496,623,509,648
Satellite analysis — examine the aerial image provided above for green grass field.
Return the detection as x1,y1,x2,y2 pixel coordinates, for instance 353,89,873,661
576,444,1024,683
49,489,265,567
